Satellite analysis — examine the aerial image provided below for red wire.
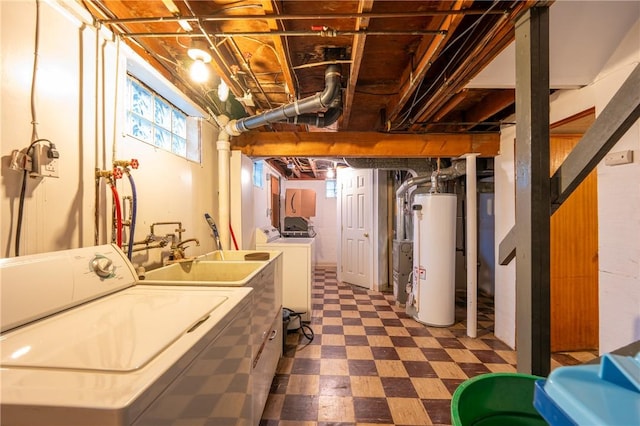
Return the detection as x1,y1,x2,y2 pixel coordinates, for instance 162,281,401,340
229,224,239,250
109,183,123,247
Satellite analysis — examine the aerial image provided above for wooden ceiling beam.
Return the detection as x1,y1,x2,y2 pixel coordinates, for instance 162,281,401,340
410,2,533,129
433,89,468,122
459,89,515,131
232,131,499,157
260,0,296,100
385,0,470,125
340,0,375,129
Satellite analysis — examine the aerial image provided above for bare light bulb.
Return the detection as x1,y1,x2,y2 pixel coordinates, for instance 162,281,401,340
190,59,209,83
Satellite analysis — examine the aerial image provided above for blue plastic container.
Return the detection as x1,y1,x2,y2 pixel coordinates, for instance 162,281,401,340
534,352,640,425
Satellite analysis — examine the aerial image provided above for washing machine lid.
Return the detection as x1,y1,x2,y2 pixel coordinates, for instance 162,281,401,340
0,286,227,372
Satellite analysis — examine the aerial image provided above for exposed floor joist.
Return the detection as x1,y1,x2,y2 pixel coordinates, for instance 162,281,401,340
385,0,468,125
341,0,374,129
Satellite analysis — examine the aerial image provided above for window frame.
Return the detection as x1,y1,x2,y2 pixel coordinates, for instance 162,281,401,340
125,74,200,162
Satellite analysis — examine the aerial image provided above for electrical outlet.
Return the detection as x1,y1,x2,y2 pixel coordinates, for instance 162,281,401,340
44,159,60,178
30,145,60,178
604,150,633,166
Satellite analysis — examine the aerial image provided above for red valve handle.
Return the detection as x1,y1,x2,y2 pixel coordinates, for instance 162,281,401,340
112,167,123,179
130,159,139,169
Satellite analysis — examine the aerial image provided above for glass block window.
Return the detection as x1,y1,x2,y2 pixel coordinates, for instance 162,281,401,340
253,161,264,188
126,75,199,162
326,179,337,198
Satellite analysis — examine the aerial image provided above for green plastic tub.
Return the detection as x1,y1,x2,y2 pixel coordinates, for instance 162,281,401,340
451,372,547,426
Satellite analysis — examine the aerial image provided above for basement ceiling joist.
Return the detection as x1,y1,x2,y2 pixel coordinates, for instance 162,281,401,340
83,0,536,178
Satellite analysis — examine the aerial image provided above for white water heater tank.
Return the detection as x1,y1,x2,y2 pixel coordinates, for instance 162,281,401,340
409,193,457,326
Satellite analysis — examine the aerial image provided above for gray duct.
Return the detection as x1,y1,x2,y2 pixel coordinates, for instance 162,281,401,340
286,94,342,128
345,158,436,176
225,64,342,135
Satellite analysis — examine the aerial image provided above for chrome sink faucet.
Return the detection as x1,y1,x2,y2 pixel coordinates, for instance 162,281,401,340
171,238,200,259
169,238,200,262
176,238,200,250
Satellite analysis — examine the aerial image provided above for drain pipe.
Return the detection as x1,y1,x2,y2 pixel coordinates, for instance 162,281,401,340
225,64,342,135
216,115,231,250
285,95,342,128
214,65,341,250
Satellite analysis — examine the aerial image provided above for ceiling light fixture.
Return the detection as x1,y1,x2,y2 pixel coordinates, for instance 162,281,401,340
190,59,209,83
326,168,335,179
187,40,211,83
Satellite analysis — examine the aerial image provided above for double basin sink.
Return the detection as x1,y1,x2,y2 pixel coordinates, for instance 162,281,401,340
140,249,283,424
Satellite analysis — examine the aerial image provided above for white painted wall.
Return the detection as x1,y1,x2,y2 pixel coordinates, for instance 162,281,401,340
494,17,640,352
253,160,280,236
1,1,219,271
230,151,256,249
593,18,640,354
284,179,337,266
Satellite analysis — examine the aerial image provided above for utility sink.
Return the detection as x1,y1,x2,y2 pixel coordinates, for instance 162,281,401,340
199,250,280,261
141,260,265,286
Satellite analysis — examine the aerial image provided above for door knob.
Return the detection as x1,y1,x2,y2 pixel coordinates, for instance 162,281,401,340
363,233,369,237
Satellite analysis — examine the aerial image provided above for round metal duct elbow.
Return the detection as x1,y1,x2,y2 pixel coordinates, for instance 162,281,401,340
225,64,342,135
286,94,342,128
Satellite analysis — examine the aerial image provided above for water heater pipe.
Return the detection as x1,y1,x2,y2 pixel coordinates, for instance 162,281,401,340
394,160,466,240
464,153,479,338
224,64,342,135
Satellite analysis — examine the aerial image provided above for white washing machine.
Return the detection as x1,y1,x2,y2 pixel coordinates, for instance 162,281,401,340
0,244,253,426
256,227,315,322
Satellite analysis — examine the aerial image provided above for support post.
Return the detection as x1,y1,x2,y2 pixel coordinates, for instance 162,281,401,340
515,6,551,376
465,153,479,338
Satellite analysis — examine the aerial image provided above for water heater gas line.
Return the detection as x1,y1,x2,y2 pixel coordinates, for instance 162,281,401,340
464,153,480,338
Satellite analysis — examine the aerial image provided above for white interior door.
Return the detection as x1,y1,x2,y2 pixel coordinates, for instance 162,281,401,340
340,168,372,288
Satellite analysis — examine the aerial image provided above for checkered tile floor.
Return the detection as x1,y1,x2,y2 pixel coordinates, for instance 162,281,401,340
260,267,597,425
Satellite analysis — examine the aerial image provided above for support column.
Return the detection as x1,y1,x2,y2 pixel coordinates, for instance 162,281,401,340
465,153,479,338
515,6,551,376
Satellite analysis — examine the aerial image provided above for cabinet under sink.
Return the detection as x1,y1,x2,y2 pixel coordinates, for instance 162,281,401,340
138,251,284,425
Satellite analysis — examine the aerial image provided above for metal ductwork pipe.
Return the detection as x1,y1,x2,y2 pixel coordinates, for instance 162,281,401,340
286,94,342,128
225,64,342,135
344,158,437,176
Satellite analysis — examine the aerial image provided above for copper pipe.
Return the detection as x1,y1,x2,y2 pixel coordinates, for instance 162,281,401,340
225,37,273,109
